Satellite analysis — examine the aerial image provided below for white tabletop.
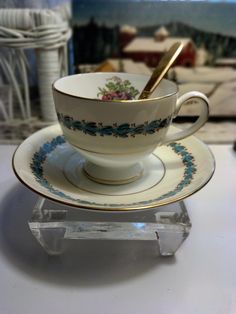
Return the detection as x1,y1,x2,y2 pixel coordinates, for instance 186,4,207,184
0,144,235,314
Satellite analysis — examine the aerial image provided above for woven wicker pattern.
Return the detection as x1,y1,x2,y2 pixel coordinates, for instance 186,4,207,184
0,8,71,121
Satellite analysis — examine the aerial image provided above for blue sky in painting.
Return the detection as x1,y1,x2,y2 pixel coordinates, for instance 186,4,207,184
73,0,236,37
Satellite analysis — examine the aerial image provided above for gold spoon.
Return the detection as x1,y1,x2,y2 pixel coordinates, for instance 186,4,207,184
138,42,184,99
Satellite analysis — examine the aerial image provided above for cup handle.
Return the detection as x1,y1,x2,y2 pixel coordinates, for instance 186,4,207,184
161,91,209,145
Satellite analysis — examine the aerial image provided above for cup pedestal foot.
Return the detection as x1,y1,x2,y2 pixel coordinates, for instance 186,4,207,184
83,161,143,185
63,152,165,195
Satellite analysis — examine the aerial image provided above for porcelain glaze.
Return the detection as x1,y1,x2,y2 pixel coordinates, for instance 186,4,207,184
12,124,215,211
53,73,209,184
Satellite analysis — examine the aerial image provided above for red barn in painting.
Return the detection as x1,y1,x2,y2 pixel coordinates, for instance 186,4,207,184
122,26,196,68
119,25,137,49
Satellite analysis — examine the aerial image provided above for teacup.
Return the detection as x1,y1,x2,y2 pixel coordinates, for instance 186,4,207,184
53,72,209,185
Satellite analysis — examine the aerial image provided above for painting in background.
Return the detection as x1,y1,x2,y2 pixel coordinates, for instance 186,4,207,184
72,0,236,125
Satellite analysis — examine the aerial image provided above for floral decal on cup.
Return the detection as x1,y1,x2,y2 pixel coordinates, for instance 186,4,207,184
97,76,139,100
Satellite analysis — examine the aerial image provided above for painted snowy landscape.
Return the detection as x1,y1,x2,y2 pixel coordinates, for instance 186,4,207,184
72,0,236,131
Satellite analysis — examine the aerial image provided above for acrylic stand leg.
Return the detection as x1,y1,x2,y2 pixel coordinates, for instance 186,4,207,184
28,197,191,256
29,198,67,255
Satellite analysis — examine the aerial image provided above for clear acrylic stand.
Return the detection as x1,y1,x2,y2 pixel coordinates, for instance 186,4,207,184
28,197,191,256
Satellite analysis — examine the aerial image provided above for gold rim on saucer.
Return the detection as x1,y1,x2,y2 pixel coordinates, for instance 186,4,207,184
12,124,215,212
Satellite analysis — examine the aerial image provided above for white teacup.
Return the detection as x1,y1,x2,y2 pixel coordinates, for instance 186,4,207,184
53,72,209,185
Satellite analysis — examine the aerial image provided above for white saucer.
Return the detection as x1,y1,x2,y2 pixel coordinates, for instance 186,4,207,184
12,124,215,212
64,152,165,196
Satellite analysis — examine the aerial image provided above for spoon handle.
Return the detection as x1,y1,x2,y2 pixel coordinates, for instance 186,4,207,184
138,42,183,99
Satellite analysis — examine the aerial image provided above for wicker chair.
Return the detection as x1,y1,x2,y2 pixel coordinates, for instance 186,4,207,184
0,8,71,122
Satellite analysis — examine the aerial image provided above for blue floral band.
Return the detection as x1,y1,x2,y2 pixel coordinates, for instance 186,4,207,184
57,113,172,138
30,136,197,208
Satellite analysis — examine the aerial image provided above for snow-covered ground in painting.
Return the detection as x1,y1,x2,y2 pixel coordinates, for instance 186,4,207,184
170,66,236,117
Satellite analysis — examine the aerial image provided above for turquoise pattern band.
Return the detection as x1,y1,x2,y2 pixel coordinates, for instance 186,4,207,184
57,113,172,138
30,136,197,208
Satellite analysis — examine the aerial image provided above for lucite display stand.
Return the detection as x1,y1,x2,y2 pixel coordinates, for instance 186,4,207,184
28,197,192,256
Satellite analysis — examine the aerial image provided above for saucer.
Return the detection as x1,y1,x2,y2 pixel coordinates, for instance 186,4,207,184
12,124,215,212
